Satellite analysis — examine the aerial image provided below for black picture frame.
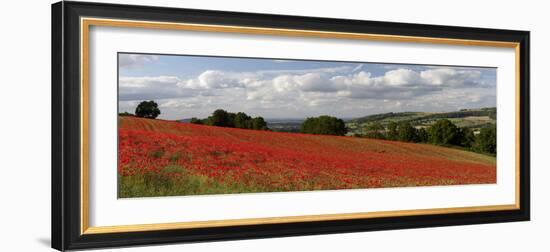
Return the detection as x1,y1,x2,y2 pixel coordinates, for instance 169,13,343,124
52,1,530,251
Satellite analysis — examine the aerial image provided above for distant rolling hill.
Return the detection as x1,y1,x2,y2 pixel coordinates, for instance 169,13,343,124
346,107,496,135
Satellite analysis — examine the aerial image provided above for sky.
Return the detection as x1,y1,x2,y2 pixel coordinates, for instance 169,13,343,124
118,53,497,120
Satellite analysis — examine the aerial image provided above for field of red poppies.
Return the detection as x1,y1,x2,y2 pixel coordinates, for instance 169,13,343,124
118,117,496,198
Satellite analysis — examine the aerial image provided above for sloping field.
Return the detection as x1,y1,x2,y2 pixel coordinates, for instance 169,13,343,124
118,117,496,198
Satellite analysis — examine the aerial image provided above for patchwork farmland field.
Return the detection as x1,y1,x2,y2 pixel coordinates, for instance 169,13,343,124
118,117,496,198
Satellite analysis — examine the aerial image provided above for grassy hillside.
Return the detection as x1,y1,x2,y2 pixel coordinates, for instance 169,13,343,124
347,107,496,135
118,117,496,198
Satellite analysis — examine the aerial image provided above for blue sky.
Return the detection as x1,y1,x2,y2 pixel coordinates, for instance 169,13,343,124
118,53,497,120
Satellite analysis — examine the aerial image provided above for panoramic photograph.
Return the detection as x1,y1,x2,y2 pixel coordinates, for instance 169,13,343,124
117,53,497,198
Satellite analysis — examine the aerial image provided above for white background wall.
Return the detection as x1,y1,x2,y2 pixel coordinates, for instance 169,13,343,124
0,0,547,251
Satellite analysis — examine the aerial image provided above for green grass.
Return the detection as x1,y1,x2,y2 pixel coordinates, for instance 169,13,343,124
119,166,236,198
118,165,296,198
118,165,357,198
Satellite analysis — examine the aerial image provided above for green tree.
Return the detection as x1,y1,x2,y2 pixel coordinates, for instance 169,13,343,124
189,117,203,125
251,117,268,130
194,110,269,131
300,116,347,136
135,100,161,119
428,119,459,145
488,110,497,120
457,127,476,148
234,112,252,129
417,128,429,142
397,121,418,142
386,121,398,140
473,125,497,154
118,111,134,117
364,122,385,139
208,109,232,127
226,112,236,127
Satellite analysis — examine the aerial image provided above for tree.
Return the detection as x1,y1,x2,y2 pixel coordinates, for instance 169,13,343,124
397,121,418,142
364,122,385,139
118,111,134,117
189,117,203,125
135,100,161,119
457,127,476,148
300,116,347,136
226,112,236,128
473,125,496,154
234,112,252,129
428,119,459,145
386,121,398,140
208,109,232,127
417,128,429,142
193,110,269,130
251,117,268,130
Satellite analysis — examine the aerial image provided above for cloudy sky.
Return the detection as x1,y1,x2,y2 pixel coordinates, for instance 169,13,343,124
118,53,496,120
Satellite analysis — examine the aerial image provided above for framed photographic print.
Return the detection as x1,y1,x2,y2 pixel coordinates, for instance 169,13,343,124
52,1,530,250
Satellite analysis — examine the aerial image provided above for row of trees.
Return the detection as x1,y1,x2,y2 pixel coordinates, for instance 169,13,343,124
190,109,269,131
121,101,269,131
363,119,496,154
